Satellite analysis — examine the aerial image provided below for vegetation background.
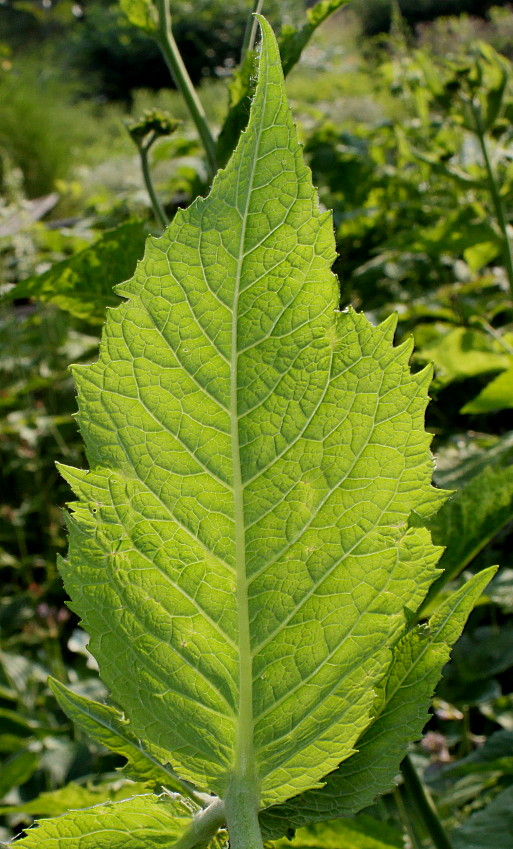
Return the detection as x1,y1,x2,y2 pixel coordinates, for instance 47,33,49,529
1,0,513,846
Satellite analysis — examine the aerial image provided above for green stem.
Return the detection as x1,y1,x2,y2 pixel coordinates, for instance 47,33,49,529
394,786,421,849
173,798,226,849
155,0,217,180
225,778,264,849
471,100,513,302
400,756,453,849
139,135,168,229
241,0,265,62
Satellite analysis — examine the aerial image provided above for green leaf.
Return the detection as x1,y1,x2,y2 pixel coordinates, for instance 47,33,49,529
216,1,350,167
435,729,513,778
279,0,351,76
7,221,148,324
0,750,38,800
0,780,151,816
462,363,513,413
4,794,197,849
49,678,190,792
261,568,496,835
271,814,403,849
451,786,513,849
414,326,510,389
59,16,445,809
419,463,513,611
119,0,157,33
442,622,513,684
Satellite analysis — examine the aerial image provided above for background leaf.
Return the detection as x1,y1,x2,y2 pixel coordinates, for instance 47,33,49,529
6,221,148,324
419,463,513,611
452,786,513,849
462,363,513,413
271,814,403,849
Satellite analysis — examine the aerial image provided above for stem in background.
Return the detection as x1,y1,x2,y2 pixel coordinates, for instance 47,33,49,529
394,786,421,849
241,0,265,62
138,132,168,229
155,0,217,180
400,756,453,849
471,100,513,302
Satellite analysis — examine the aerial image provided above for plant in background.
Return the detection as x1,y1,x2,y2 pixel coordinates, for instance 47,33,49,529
3,17,497,849
126,109,181,228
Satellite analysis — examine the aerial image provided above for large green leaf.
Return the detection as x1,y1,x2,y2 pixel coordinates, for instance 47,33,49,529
260,568,495,835
58,17,444,810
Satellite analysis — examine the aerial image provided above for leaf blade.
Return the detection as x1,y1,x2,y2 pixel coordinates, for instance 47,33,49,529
60,18,444,810
49,678,188,791
261,567,496,834
3,794,197,849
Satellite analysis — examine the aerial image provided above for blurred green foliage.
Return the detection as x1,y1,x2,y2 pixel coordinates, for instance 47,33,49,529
352,0,512,35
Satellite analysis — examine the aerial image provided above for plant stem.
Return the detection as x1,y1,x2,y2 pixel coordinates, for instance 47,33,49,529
155,0,217,180
400,756,453,849
471,100,513,302
139,134,168,229
225,777,264,849
173,798,226,849
394,786,421,849
241,0,265,62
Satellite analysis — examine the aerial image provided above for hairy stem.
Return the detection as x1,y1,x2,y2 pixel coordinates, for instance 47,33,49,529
173,798,226,849
471,99,513,302
155,0,217,180
401,755,453,849
139,134,168,229
225,778,264,849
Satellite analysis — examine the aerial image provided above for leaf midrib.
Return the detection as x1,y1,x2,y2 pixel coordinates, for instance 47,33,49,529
230,59,270,785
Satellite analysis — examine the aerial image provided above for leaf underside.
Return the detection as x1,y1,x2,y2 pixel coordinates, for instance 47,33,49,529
59,18,446,812
8,795,196,849
261,567,496,834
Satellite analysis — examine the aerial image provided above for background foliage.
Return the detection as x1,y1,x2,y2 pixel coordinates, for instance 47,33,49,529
1,0,513,846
